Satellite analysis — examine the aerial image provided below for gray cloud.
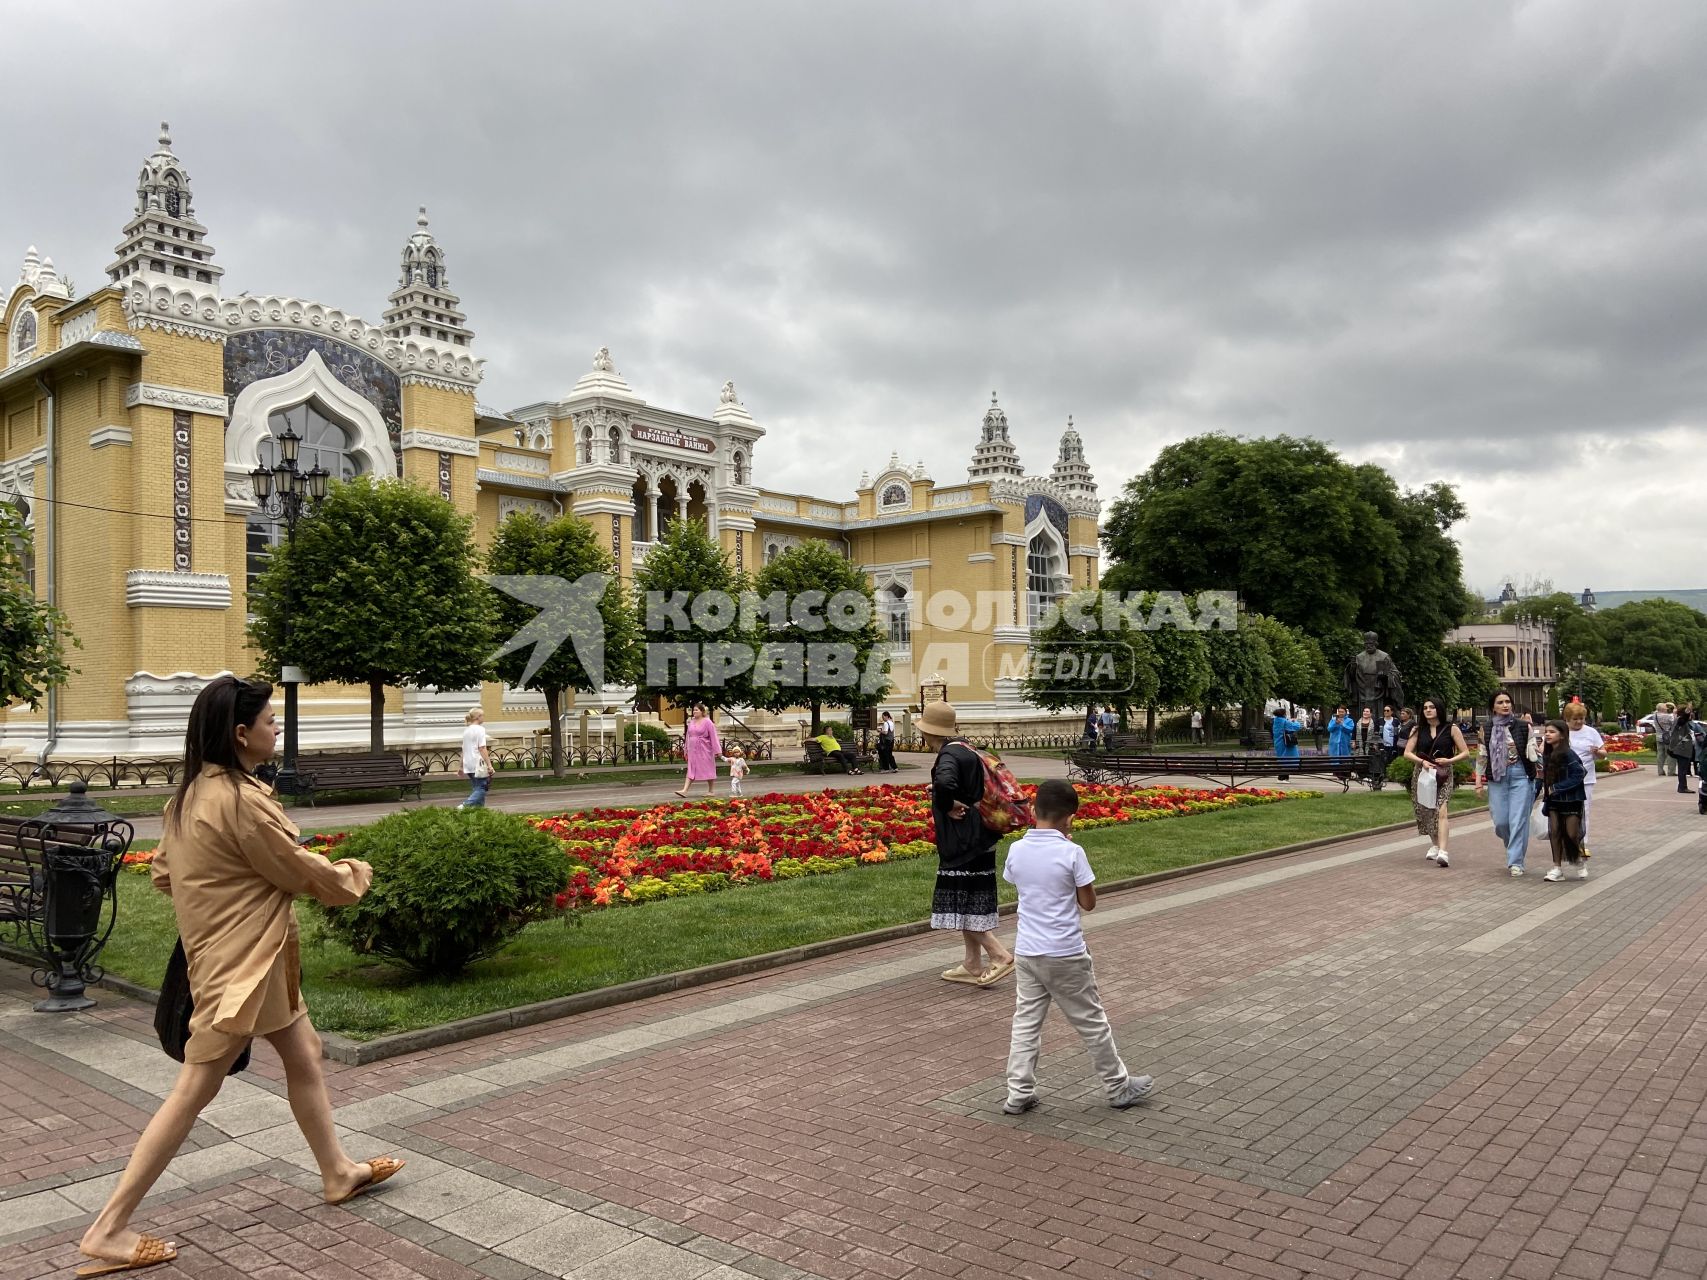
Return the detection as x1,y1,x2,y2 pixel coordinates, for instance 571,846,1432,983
5,0,1704,598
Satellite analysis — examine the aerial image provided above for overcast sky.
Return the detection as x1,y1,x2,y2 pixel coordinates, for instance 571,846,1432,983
6,0,1704,597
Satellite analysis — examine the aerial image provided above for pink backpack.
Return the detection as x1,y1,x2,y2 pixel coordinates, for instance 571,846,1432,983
951,743,1034,835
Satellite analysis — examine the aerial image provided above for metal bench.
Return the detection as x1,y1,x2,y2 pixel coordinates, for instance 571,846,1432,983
802,739,872,775
0,818,49,932
291,751,426,806
1069,751,1387,793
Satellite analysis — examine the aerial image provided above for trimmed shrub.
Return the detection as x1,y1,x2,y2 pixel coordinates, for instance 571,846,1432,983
1383,756,1476,789
317,808,569,976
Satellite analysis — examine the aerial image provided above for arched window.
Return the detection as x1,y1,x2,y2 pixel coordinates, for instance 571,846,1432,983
732,450,746,485
580,426,594,466
765,542,779,564
6,499,33,595
608,425,623,465
883,581,910,646
10,308,37,359
1026,529,1066,627
164,177,181,218
246,402,361,594
426,257,439,289
880,482,908,508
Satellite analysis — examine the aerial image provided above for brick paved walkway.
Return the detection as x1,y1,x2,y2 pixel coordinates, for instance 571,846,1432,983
4,770,1704,1279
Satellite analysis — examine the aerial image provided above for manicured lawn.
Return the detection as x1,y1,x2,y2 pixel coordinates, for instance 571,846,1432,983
89,787,1470,1039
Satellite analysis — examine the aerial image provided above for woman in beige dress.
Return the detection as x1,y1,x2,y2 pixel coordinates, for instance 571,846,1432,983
77,676,401,1276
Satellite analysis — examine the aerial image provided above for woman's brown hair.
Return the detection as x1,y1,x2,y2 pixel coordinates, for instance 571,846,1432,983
165,676,273,836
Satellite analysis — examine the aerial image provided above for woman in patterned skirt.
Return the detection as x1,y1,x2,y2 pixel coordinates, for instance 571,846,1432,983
920,701,1014,987
1404,696,1470,868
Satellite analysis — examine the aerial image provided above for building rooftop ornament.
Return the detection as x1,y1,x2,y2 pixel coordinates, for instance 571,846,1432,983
569,346,642,402
712,378,758,430
106,122,223,289
1050,414,1097,497
858,469,871,490
17,246,71,300
968,391,1024,480
913,458,928,480
381,207,474,348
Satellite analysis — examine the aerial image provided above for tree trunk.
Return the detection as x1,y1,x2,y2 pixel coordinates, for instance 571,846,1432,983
1144,705,1157,746
544,686,564,778
810,701,822,734
369,678,385,753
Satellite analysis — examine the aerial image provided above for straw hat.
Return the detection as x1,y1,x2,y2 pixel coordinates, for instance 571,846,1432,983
919,701,959,738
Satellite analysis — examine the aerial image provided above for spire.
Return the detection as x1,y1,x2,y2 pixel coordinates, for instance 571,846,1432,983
1051,414,1096,497
968,391,1024,480
382,207,474,347
18,245,69,300
106,122,223,288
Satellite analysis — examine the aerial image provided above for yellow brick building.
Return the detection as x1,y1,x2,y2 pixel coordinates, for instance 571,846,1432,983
1,126,1101,759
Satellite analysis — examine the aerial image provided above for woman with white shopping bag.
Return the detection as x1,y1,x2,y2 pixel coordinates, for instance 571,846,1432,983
1405,697,1470,868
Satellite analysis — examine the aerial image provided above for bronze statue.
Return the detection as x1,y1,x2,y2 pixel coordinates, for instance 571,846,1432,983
1345,631,1404,725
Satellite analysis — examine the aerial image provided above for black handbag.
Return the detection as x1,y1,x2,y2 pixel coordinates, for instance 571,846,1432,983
154,938,251,1075
1282,729,1298,748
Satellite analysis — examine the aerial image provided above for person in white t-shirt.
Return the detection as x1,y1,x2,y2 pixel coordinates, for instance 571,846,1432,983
457,709,492,809
999,779,1154,1115
1563,701,1606,854
1190,709,1203,744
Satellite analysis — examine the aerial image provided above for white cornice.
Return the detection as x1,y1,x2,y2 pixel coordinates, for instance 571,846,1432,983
125,570,232,609
554,462,637,488
399,430,478,457
967,553,997,563
570,498,634,518
990,532,1026,546
90,426,133,449
400,372,478,395
125,383,229,415
1070,544,1100,558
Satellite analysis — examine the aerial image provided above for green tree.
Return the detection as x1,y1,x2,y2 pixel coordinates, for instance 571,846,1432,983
1142,600,1212,743
1443,643,1500,715
487,512,643,777
0,504,76,710
1246,613,1333,709
633,517,755,712
1023,591,1160,728
1202,623,1276,741
1404,648,1460,724
247,478,496,752
749,539,889,731
1592,599,1707,679
1101,437,1474,668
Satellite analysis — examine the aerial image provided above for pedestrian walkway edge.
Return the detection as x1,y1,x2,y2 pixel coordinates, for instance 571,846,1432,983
0,805,1482,1066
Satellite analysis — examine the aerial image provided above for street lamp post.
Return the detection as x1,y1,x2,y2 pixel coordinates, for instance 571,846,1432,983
1573,657,1586,706
250,425,329,798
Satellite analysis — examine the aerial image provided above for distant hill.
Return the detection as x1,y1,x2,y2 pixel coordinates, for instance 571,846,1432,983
1588,589,1707,613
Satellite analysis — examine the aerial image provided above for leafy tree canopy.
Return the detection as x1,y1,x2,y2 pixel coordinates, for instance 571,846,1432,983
1592,598,1707,679
1023,590,1160,717
487,512,643,775
1103,435,1474,690
633,517,755,711
749,539,889,729
0,504,77,711
248,478,495,752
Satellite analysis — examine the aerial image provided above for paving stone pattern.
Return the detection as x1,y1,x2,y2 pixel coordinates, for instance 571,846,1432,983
3,772,1706,1279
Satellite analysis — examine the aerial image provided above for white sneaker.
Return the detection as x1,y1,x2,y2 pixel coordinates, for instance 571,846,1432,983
1436,850,1449,868
1577,866,1589,880
1425,847,1440,862
1510,865,1524,877
1544,868,1564,882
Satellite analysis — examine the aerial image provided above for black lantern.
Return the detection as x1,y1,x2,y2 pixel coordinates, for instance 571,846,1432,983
250,431,330,797
28,781,133,1013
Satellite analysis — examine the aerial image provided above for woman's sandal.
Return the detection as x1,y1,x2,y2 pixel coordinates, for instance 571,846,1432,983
75,1235,177,1276
326,1156,405,1206
978,959,1016,986
941,965,985,984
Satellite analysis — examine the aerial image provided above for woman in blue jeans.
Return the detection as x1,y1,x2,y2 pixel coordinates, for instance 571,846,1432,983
1474,690,1536,876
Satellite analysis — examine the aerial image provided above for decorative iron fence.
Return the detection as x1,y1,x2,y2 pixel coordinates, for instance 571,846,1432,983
0,757,186,792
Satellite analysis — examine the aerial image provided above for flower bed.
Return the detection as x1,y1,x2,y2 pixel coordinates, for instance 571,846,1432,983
1604,759,1638,774
1603,733,1647,754
526,782,1299,910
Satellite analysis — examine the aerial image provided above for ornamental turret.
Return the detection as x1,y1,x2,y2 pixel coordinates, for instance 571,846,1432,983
106,123,223,287
968,392,1024,480
381,207,474,347
1050,415,1096,498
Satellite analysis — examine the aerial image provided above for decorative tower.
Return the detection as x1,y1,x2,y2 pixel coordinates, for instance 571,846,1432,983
968,392,1024,480
382,208,474,347
1050,415,1097,498
106,123,223,287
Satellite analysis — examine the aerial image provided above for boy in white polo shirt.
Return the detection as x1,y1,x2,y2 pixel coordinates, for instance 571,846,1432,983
1000,779,1154,1114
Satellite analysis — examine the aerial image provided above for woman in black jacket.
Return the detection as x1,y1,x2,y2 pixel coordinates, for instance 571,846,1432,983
1670,704,1698,795
1540,720,1589,882
920,701,1014,988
